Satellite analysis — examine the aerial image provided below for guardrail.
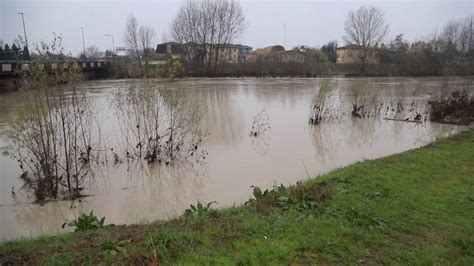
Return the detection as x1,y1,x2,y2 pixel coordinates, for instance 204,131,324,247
0,60,111,77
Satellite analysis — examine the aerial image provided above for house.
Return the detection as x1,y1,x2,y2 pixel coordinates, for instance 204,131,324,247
336,45,380,64
147,53,172,65
155,42,185,59
247,45,285,62
205,44,253,64
236,45,253,62
207,44,239,63
280,49,306,63
113,47,132,63
155,42,252,64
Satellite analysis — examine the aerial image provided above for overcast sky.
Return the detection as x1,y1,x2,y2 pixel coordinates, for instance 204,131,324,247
1,0,473,55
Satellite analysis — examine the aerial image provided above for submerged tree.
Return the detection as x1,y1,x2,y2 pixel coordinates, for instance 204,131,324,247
343,5,389,73
111,81,206,164
4,35,96,202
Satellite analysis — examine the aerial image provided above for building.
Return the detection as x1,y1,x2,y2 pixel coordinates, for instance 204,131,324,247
154,42,252,65
236,45,253,62
247,45,285,62
155,42,185,59
336,45,380,64
280,49,306,63
205,44,253,64
208,44,239,63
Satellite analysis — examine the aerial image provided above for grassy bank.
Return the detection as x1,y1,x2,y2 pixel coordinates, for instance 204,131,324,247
1,130,474,265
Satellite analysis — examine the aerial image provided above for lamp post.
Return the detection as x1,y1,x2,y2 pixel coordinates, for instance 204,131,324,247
80,27,86,61
104,34,115,55
17,12,28,48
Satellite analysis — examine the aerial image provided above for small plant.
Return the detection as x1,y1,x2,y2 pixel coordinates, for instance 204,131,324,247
244,186,271,205
346,207,388,229
62,211,106,232
276,193,319,211
273,184,287,194
252,185,270,200
100,239,130,260
450,238,474,256
249,109,270,137
145,229,197,259
184,201,217,218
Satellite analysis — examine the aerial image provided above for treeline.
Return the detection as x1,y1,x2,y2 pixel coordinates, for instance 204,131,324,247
0,43,30,61
227,15,473,77
375,16,473,76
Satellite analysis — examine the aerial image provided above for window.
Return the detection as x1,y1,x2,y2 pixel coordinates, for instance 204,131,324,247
2,64,12,72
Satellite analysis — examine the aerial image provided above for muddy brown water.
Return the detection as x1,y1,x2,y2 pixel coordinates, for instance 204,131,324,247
0,77,472,241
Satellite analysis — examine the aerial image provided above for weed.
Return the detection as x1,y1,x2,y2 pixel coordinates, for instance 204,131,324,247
450,238,474,256
62,211,107,232
145,229,197,259
100,239,130,260
346,207,388,229
184,201,217,218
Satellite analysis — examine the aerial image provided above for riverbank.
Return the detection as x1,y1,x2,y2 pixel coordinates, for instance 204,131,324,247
1,129,473,264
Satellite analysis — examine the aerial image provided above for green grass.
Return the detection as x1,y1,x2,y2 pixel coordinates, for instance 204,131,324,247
1,130,474,265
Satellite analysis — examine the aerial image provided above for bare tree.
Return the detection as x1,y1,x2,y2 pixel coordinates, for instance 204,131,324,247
124,13,141,63
343,5,389,73
170,0,245,74
5,36,98,202
441,16,474,54
85,45,103,59
124,13,156,68
139,25,156,58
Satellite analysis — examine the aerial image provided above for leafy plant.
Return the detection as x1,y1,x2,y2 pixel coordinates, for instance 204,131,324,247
251,186,270,200
100,239,131,260
184,201,217,218
346,207,388,229
273,184,287,194
62,211,106,232
276,193,319,211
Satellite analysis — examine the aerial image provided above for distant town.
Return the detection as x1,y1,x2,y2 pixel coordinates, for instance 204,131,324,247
0,5,472,81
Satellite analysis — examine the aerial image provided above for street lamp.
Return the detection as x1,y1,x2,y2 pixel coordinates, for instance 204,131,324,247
17,12,28,48
80,27,86,61
104,34,115,56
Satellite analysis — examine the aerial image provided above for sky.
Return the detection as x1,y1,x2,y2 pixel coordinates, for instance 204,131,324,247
1,0,473,56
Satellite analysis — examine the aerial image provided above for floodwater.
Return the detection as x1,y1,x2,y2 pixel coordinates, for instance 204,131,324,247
0,77,472,241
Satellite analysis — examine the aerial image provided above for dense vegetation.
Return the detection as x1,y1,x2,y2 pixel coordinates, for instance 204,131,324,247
0,43,30,61
1,130,473,265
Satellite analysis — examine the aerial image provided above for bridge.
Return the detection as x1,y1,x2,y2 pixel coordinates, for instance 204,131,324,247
0,60,112,77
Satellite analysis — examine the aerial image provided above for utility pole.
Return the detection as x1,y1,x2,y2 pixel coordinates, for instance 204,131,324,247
80,27,87,61
283,23,287,48
104,34,115,55
17,12,28,48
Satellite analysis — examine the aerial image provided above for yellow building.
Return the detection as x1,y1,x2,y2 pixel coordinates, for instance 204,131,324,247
206,44,251,64
336,45,379,64
247,45,285,62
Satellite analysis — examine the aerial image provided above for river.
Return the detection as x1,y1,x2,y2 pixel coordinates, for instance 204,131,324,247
0,77,472,241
